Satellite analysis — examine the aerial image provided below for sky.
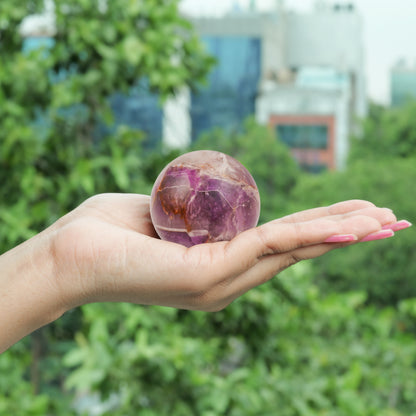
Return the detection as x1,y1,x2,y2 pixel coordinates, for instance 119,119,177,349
179,0,416,105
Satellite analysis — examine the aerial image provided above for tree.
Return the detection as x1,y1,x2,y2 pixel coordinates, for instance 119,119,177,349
0,0,214,406
349,100,416,162
0,0,215,251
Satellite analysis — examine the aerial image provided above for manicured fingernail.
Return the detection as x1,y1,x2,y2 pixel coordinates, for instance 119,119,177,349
324,234,358,243
361,229,395,242
382,220,412,232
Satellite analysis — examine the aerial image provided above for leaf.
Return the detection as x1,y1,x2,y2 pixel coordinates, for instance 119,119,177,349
399,298,416,318
96,43,118,60
110,158,130,190
122,36,144,66
65,367,106,390
63,347,87,368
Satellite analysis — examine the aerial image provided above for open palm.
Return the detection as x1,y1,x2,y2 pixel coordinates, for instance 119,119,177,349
50,193,396,312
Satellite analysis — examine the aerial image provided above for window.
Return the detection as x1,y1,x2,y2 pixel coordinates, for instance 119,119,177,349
300,163,328,173
276,124,328,149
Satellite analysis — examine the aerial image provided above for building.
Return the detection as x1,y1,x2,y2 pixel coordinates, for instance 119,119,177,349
20,1,367,171
390,59,416,107
188,1,367,171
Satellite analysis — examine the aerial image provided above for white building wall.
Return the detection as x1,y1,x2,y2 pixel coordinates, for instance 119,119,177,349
257,85,345,118
286,12,363,70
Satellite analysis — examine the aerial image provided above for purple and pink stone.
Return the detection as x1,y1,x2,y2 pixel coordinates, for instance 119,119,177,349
150,150,261,247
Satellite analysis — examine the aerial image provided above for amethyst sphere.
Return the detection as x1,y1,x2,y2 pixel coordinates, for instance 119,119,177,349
150,150,261,247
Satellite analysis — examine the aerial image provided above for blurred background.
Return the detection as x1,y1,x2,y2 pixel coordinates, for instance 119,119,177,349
1,0,415,415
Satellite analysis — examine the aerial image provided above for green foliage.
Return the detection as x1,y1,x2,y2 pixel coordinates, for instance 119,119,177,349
61,265,416,415
1,2,415,415
0,0,218,252
0,0,214,251
291,118,416,305
192,118,300,222
50,0,215,104
0,337,73,415
0,0,214,412
349,101,416,161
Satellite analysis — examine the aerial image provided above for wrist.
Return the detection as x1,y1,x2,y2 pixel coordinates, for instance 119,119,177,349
0,229,67,352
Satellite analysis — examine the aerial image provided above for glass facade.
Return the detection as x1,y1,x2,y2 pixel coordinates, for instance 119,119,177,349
22,37,163,147
276,124,328,149
191,36,261,141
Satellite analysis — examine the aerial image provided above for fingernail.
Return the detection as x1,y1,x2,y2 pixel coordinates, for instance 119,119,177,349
361,229,395,242
324,234,358,243
382,220,412,232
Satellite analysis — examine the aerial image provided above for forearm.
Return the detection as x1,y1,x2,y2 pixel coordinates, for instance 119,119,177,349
0,230,65,353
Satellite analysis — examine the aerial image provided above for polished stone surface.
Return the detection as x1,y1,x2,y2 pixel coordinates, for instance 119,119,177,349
150,150,261,247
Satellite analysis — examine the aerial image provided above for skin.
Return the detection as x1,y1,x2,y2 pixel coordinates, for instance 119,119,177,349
0,194,399,353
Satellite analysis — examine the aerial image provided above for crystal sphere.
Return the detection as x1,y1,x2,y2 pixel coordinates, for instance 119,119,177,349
150,150,260,247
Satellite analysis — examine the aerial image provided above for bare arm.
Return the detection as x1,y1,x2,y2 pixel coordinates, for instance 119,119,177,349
0,230,65,352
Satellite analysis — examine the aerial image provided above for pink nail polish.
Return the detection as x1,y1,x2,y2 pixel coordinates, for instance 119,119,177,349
324,234,358,243
382,220,412,232
361,229,395,242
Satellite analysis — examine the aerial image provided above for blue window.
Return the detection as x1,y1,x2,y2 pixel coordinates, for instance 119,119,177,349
191,36,261,140
300,163,328,173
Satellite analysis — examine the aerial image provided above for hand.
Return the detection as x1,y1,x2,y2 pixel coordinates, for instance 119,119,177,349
1,194,410,352
50,194,401,313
